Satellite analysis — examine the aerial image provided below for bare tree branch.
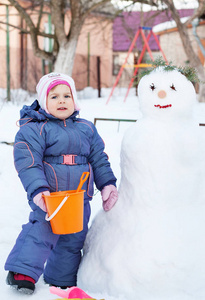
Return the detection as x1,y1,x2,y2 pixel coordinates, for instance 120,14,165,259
0,21,29,33
184,0,205,25
161,0,205,101
7,0,36,31
0,20,56,39
50,0,67,45
37,0,45,30
118,0,158,6
81,0,111,16
4,0,162,74
7,0,55,61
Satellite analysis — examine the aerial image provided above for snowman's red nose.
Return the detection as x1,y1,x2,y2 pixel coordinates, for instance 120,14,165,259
158,90,167,99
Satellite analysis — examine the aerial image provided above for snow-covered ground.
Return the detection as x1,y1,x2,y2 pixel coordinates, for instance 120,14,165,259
1,86,205,299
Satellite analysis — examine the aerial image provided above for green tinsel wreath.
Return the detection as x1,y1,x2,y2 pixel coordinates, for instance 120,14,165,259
137,56,200,84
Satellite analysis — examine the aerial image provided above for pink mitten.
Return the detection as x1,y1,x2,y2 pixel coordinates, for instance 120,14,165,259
33,191,50,212
101,185,118,211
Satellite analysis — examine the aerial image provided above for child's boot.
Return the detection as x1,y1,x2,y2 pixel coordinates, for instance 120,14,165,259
6,271,35,294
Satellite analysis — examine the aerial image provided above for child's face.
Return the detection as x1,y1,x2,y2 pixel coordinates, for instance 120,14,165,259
47,84,75,119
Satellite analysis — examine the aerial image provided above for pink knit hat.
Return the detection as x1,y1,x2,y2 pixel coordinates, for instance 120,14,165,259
36,72,80,114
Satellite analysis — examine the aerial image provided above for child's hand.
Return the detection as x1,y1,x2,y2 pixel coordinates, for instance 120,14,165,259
101,185,118,211
33,191,50,212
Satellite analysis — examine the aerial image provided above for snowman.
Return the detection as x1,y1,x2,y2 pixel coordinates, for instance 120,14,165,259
77,65,205,300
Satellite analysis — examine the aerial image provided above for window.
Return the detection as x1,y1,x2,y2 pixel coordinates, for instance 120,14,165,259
44,22,54,53
113,54,120,75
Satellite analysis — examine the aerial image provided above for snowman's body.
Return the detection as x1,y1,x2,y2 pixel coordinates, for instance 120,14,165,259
77,68,205,299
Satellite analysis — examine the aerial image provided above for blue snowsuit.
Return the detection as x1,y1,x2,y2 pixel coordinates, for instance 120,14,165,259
4,100,116,287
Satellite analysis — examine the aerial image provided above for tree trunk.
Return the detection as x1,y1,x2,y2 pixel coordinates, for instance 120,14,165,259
174,18,205,102
164,0,205,102
54,37,78,74
197,65,205,103
53,18,84,74
52,0,85,75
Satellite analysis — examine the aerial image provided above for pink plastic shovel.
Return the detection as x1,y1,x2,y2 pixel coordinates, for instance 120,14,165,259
49,286,93,299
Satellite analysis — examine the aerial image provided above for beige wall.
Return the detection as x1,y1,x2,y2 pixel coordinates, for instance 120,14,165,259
0,3,21,89
73,15,113,89
0,1,43,91
0,2,113,92
157,25,205,67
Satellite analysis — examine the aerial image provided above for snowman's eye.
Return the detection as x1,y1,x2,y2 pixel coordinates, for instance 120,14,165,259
150,83,156,91
170,84,176,91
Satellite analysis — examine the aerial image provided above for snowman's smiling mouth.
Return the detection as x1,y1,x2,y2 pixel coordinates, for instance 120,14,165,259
154,104,172,109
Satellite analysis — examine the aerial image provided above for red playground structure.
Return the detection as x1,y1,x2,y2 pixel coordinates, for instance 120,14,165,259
106,26,168,104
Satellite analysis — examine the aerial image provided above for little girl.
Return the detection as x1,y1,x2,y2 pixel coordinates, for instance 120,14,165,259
4,72,118,294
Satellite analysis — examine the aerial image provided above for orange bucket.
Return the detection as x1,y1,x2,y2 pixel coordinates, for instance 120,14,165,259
44,172,89,235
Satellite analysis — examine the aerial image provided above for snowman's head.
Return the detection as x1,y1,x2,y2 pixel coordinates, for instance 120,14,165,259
138,67,196,121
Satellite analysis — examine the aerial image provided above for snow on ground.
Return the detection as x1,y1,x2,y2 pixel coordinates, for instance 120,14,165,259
0,86,205,299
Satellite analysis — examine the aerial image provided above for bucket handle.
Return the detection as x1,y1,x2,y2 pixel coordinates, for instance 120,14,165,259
45,172,89,222
76,172,90,193
45,194,69,222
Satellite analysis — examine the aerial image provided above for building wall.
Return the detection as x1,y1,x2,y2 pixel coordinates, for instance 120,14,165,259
197,36,205,65
157,25,205,66
0,3,21,89
73,15,113,90
0,1,113,92
111,52,135,87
